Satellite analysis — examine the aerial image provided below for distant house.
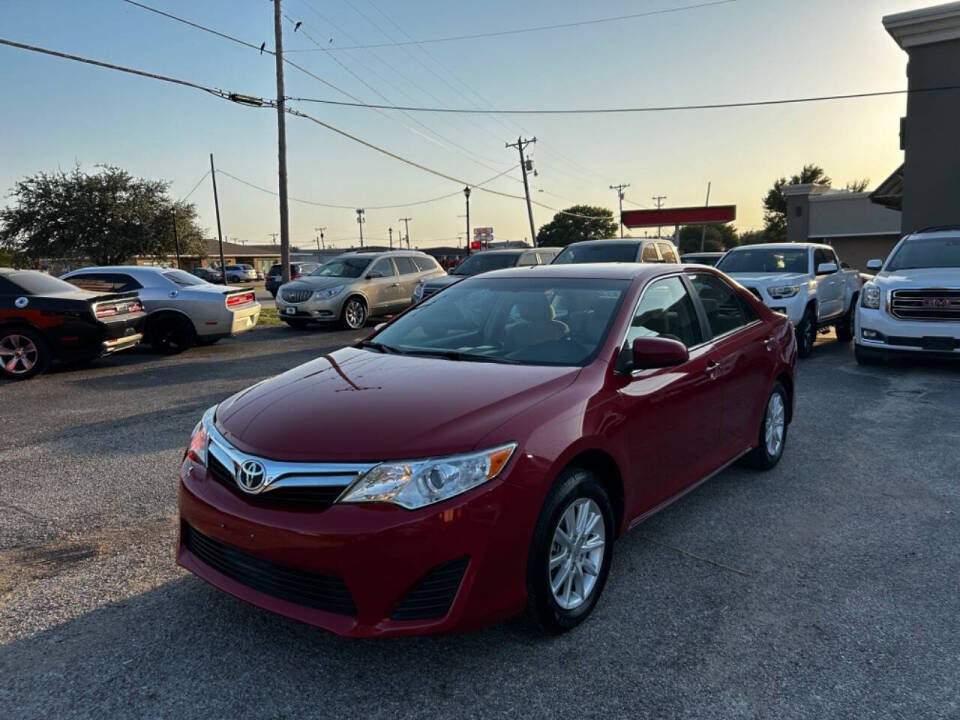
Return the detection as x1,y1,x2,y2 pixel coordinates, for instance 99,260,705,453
139,240,284,273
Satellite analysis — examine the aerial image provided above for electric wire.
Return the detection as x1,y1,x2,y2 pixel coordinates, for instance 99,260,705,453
178,170,210,203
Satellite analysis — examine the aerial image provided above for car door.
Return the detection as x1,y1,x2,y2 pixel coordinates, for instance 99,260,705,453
392,256,421,308
366,257,400,312
814,248,844,320
688,272,775,461
616,275,722,513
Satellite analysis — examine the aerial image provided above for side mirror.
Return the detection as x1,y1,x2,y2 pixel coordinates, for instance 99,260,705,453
816,262,838,275
866,259,883,271
627,336,689,371
367,271,384,279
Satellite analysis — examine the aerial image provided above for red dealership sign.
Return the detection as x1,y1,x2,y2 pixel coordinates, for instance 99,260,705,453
621,205,736,228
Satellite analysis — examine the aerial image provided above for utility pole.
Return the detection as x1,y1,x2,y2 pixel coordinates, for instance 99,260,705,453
700,182,712,252
652,195,667,238
273,0,291,283
315,226,326,253
507,137,537,244
268,233,279,245
388,227,393,249
610,184,630,238
356,209,365,247
399,217,412,249
464,186,471,256
209,153,226,278
170,208,182,269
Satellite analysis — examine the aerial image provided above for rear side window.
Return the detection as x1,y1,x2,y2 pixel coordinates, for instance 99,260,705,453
690,274,758,338
412,256,439,272
394,257,418,275
658,243,680,263
641,244,661,262
536,251,556,264
517,252,539,267
625,276,703,349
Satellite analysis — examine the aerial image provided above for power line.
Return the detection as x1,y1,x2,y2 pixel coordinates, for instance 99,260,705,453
285,84,960,114
285,0,737,51
178,169,210,203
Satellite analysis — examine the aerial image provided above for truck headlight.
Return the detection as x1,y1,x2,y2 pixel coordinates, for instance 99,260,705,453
338,443,517,509
768,285,800,299
313,285,345,300
861,283,881,309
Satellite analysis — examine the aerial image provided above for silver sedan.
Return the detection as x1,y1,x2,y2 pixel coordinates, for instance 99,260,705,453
62,266,260,353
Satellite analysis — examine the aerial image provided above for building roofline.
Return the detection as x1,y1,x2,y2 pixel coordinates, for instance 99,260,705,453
884,1,960,49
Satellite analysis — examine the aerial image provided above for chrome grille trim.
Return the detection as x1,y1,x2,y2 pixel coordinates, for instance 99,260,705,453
280,288,314,303
890,289,960,321
204,412,377,495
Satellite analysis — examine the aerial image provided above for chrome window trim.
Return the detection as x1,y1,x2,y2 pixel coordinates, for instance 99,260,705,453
203,407,377,495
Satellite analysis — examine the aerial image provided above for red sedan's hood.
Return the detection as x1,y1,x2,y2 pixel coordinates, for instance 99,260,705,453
215,347,580,462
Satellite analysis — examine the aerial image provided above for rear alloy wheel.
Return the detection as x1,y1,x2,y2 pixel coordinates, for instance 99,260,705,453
796,307,816,359
340,297,367,330
527,468,614,633
835,296,857,342
150,315,196,354
0,328,49,380
742,381,789,470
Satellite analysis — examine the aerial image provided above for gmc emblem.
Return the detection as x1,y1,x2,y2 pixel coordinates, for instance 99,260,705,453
922,297,951,308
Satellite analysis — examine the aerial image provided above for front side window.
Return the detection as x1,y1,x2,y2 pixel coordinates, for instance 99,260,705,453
885,235,960,271
814,249,834,273
368,258,396,278
641,244,661,262
517,252,538,267
312,257,372,279
690,273,758,338
553,243,640,264
625,276,703,350
371,278,629,367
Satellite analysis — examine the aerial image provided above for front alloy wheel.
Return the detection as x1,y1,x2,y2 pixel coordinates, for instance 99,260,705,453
341,298,367,330
549,498,606,610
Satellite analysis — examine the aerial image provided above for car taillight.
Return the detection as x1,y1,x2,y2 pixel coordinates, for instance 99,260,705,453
291,274,301,280
95,306,118,318
186,422,208,466
226,292,254,308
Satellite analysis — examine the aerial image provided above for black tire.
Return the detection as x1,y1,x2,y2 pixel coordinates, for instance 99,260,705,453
0,326,50,380
855,344,886,366
795,306,816,359
340,296,367,330
741,381,789,470
835,295,857,342
283,319,309,330
526,468,615,634
149,314,196,354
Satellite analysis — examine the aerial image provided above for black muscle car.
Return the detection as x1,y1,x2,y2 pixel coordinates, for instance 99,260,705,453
0,268,146,380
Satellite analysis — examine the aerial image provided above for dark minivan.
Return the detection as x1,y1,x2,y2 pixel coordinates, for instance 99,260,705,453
266,262,320,297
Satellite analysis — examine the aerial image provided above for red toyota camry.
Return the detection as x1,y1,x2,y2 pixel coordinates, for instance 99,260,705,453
178,263,796,636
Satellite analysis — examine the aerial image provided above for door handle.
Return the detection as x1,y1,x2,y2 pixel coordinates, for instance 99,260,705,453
705,360,721,379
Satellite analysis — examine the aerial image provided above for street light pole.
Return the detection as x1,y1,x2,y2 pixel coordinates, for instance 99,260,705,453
170,208,182,269
464,186,471,256
314,226,326,254
272,0,291,284
389,227,393,249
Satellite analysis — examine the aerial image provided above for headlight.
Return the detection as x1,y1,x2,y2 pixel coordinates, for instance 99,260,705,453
313,285,345,300
338,443,517,509
768,285,800,299
185,406,215,466
412,283,424,301
861,283,881,309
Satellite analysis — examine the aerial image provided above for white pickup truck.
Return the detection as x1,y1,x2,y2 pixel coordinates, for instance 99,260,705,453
715,243,862,358
855,227,960,364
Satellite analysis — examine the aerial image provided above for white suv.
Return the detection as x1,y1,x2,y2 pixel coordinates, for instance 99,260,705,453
855,227,960,364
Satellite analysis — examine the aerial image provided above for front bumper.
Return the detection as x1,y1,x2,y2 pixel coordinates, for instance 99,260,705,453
177,457,539,637
275,295,345,323
856,306,960,354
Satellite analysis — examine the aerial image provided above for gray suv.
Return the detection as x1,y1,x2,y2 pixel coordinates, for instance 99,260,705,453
276,250,445,329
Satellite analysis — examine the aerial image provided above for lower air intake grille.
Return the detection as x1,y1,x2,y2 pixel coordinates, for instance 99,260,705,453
183,524,356,616
391,556,469,621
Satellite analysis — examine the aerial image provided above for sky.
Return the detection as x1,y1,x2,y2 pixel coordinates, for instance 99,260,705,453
0,0,939,250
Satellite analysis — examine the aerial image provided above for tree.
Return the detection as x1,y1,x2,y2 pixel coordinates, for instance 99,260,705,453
678,224,739,254
845,178,870,192
762,164,832,242
535,205,618,248
0,165,206,266
739,229,772,245
0,248,29,269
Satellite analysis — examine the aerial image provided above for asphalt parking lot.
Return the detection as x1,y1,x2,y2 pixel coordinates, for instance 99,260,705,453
1,328,958,719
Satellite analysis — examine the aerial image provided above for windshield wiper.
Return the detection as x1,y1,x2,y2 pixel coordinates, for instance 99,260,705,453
404,348,520,364
358,340,403,354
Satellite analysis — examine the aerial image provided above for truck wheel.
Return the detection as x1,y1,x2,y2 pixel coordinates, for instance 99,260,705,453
741,381,789,470
835,296,857,342
0,327,50,380
526,467,614,634
796,307,816,359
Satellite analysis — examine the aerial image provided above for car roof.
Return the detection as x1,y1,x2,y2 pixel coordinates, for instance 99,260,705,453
338,250,432,257
905,228,960,239
479,262,688,281
726,243,827,251
681,251,724,256
67,265,169,274
562,238,650,248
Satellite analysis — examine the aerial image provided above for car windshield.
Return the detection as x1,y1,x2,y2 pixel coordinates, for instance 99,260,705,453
370,277,628,367
553,243,638,264
452,253,519,276
717,248,809,274
311,257,371,278
885,236,960,270
8,272,81,295
163,270,206,287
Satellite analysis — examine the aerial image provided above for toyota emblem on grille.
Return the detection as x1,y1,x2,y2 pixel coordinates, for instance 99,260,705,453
236,459,267,493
